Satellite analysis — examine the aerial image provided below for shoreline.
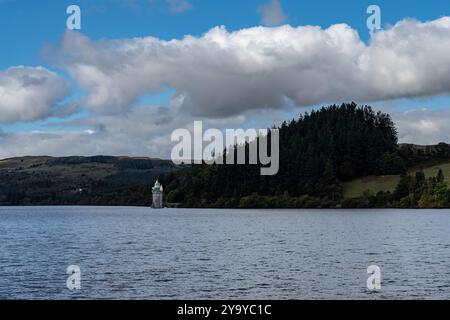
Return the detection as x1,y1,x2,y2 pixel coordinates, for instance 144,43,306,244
1,205,450,210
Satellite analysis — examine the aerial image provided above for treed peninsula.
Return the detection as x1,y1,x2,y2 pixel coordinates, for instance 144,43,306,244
2,103,450,208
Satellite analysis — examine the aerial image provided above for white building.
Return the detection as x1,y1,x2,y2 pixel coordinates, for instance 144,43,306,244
152,180,164,208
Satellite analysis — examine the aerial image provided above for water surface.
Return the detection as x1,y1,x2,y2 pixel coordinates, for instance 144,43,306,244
0,207,449,299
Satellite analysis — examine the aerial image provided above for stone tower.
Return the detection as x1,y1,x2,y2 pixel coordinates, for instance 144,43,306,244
152,180,164,208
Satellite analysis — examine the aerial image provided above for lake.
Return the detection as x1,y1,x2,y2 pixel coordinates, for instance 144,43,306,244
0,207,449,299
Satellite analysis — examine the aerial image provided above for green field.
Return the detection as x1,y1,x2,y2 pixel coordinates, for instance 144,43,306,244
343,161,450,198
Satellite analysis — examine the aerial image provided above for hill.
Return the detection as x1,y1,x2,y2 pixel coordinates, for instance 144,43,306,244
165,104,450,208
0,156,178,206
165,103,401,207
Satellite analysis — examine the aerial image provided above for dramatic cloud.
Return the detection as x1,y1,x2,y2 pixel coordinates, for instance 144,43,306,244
2,17,450,158
47,17,450,119
258,0,287,26
0,66,70,123
167,0,192,13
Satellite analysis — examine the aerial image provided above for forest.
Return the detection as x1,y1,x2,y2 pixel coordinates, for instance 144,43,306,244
164,102,450,208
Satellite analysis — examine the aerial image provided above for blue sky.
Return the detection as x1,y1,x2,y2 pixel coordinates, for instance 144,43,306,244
1,0,450,157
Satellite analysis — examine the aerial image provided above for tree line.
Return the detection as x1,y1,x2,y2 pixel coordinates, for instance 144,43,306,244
164,102,417,208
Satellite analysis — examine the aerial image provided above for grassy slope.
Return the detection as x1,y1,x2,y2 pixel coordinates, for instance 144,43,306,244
343,161,450,198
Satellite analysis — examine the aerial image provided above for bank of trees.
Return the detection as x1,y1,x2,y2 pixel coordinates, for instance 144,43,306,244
166,103,404,207
343,169,450,208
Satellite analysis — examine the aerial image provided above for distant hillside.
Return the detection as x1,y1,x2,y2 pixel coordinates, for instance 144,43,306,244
0,156,179,206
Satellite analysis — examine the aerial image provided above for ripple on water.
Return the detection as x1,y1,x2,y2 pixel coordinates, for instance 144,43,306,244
0,207,449,299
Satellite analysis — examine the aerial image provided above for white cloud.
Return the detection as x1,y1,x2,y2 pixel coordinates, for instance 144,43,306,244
0,66,70,123
394,107,450,145
47,18,450,119
0,110,172,159
258,0,287,26
0,103,255,159
3,17,450,158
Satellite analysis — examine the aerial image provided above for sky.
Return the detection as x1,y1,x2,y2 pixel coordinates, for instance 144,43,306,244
1,0,450,159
